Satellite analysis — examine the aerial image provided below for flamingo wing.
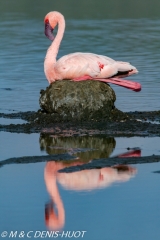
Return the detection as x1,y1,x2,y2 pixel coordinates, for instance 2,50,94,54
54,53,115,80
54,53,137,80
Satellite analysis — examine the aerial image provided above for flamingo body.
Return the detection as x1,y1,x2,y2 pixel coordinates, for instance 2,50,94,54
44,11,141,91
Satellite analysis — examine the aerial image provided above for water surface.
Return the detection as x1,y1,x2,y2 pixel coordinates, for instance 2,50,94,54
0,1,160,239
0,1,160,112
1,133,160,240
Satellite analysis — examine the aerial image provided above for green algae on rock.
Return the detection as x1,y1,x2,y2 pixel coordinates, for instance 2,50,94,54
39,80,116,121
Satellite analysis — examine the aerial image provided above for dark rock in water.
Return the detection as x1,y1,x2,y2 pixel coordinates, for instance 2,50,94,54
39,80,116,121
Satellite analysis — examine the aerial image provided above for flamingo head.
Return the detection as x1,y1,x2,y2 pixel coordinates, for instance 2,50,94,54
44,11,63,41
45,201,64,230
44,13,55,41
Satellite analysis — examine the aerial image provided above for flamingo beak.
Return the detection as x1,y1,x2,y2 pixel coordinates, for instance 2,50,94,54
45,22,54,41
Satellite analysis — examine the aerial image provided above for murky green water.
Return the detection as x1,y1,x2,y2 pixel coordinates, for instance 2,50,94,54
0,1,160,239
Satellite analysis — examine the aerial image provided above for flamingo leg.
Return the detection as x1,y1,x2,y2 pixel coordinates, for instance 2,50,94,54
116,148,141,158
72,76,141,92
96,77,141,92
73,76,93,81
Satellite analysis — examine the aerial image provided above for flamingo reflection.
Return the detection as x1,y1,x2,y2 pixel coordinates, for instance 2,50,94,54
41,135,140,230
44,151,139,230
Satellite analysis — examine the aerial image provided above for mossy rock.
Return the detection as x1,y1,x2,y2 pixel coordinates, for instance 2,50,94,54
39,80,116,121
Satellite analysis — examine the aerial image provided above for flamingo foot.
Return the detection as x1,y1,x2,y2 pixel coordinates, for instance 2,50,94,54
72,76,141,92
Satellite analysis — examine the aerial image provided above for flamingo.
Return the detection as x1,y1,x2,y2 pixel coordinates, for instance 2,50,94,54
44,11,141,92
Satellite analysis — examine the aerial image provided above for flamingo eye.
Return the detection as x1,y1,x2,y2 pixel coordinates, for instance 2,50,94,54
44,18,49,24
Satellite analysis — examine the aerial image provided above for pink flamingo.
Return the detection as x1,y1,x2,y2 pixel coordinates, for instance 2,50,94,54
44,11,141,92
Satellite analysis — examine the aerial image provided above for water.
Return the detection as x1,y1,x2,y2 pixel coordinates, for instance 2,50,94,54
1,161,160,240
0,1,160,239
1,133,160,240
0,1,160,113
0,118,27,125
1,133,160,161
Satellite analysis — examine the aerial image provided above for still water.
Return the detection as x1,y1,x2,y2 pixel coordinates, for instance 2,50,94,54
0,1,160,112
1,133,160,240
0,1,160,239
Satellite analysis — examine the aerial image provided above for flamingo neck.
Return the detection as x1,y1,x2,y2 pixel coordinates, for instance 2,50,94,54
44,163,65,228
44,14,65,83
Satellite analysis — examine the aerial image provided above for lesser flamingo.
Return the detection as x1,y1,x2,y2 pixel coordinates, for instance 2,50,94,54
44,11,141,92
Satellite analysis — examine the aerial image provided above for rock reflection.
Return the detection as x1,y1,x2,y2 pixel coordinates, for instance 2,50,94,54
40,134,116,161
41,134,137,230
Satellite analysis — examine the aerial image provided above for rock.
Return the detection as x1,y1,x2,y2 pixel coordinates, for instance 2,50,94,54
39,80,116,121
